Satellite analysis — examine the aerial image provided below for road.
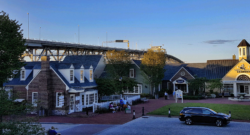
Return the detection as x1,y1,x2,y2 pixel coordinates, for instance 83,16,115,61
42,117,250,135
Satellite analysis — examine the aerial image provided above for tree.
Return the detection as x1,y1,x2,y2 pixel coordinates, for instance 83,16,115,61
140,49,166,98
96,50,137,96
188,77,207,95
0,11,44,134
206,79,223,93
0,11,26,85
0,89,45,134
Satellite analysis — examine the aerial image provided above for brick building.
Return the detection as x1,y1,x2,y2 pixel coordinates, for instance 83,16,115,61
3,55,105,115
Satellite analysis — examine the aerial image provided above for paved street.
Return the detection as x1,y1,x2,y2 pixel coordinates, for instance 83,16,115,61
96,117,250,135
42,117,250,135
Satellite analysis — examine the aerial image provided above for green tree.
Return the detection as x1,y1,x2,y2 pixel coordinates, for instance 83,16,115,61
98,50,137,95
188,77,207,95
0,89,45,134
0,11,44,134
206,79,223,93
140,49,166,99
0,11,26,85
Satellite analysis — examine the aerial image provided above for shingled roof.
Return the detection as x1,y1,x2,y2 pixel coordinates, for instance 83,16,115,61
163,63,207,80
237,39,250,47
205,59,238,79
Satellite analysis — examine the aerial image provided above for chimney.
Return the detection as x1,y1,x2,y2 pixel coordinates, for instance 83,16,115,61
233,54,236,60
41,56,50,71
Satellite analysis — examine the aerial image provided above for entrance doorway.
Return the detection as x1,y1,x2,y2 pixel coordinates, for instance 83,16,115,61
69,94,75,113
240,85,244,93
176,84,187,93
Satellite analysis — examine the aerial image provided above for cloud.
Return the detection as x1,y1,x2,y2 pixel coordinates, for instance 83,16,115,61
204,40,236,44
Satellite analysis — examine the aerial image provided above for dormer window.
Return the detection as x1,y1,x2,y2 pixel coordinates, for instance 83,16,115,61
89,65,93,82
240,48,241,56
130,69,134,78
80,70,84,82
243,48,245,55
70,70,74,82
20,67,25,81
89,70,93,81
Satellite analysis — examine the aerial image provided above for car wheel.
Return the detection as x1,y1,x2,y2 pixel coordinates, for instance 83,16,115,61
185,118,192,125
216,119,223,127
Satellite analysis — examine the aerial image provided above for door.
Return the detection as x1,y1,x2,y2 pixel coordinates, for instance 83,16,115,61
202,109,216,123
189,109,203,122
240,85,244,93
69,94,75,113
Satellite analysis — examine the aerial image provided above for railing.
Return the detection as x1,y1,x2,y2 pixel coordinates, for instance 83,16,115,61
93,95,140,113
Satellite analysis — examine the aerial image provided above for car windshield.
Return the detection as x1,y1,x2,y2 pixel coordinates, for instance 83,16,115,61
210,109,217,114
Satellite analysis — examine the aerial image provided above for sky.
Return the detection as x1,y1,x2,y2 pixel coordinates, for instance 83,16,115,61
1,0,250,63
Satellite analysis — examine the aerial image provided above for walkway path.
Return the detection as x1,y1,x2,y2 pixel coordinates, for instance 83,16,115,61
39,96,250,124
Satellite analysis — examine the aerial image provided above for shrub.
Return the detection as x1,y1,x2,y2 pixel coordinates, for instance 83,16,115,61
183,95,204,100
209,90,214,94
95,107,109,114
141,93,150,98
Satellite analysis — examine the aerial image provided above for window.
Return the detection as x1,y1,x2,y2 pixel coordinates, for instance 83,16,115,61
243,48,246,55
21,70,25,80
56,92,64,107
70,70,74,81
89,70,93,81
129,69,134,78
80,70,84,82
32,92,38,107
124,84,142,94
86,94,89,105
187,109,202,114
223,84,233,93
82,95,85,105
202,109,212,114
95,93,98,103
245,85,249,94
240,48,241,55
89,94,94,105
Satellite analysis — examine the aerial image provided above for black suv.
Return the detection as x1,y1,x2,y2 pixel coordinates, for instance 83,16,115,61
179,107,231,127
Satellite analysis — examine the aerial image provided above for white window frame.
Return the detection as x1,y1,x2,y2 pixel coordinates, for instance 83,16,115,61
70,70,74,83
124,84,142,94
129,69,134,78
89,69,93,82
32,92,38,107
80,70,84,83
21,70,25,81
56,92,64,108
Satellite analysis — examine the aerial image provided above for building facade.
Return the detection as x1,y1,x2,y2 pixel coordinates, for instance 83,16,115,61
4,55,105,115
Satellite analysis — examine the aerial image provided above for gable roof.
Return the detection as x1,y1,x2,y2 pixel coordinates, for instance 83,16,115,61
3,71,33,86
62,55,102,70
170,67,195,81
163,63,207,80
133,60,142,67
237,39,250,47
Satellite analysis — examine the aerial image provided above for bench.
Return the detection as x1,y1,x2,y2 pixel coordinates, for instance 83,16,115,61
140,97,149,103
210,94,216,98
224,92,230,97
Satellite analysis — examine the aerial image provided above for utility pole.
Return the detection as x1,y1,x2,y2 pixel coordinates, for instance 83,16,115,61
27,13,29,39
39,27,41,40
78,25,80,44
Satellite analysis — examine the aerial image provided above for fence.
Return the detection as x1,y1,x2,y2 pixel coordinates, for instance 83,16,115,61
93,95,140,113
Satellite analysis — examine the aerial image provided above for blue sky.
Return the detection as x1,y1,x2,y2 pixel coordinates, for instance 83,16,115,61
1,0,250,63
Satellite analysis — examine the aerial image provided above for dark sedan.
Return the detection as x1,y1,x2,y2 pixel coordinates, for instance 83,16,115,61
179,107,231,127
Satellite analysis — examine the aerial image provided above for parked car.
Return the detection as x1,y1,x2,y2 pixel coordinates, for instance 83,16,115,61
179,107,231,127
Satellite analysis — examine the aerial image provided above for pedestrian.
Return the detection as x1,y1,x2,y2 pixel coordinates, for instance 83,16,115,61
48,126,61,135
165,91,168,100
120,98,124,111
123,98,128,110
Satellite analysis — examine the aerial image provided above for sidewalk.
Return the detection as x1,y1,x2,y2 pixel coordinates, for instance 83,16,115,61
39,96,250,124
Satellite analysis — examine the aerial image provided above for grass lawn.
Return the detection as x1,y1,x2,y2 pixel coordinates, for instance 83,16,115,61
148,103,250,120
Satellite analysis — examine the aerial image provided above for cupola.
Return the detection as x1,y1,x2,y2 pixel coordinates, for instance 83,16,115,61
237,39,250,61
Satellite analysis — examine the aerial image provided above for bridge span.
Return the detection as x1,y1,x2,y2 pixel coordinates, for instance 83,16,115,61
23,39,184,63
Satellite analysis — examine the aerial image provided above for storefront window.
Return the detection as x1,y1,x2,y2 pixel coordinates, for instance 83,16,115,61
223,84,233,93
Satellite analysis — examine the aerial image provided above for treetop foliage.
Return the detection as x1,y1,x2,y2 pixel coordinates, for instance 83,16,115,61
141,49,165,67
0,11,26,85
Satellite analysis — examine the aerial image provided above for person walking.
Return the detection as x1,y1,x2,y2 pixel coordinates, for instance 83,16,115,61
120,98,124,111
48,126,61,135
165,92,168,100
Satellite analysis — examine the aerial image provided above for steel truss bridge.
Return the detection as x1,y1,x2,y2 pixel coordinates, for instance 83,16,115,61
23,39,184,63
